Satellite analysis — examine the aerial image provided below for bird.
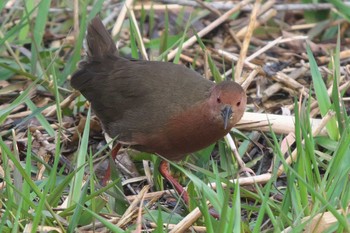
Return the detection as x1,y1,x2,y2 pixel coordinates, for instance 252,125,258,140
71,16,246,204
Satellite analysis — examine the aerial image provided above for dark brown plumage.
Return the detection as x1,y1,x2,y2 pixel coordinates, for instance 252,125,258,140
71,16,246,204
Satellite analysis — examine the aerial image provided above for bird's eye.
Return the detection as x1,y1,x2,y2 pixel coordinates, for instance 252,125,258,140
236,101,241,107
217,97,221,103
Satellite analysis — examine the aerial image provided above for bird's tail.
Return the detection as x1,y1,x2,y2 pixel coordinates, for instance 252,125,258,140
86,16,117,60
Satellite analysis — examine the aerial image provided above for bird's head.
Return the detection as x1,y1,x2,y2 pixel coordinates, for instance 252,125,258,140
209,81,246,130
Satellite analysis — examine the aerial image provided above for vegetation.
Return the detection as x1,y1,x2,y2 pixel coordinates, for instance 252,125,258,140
1,0,350,232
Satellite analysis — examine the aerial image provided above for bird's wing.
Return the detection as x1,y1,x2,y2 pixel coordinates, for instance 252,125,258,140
71,58,214,142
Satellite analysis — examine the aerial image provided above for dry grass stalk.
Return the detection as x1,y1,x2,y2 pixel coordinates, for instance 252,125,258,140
0,182,6,190
236,112,327,136
290,23,317,30
73,0,79,42
310,80,350,118
180,54,201,66
234,0,261,82
282,208,350,233
210,173,273,190
121,176,148,186
159,0,348,12
24,224,63,233
129,8,149,60
8,110,32,119
43,92,80,117
241,68,259,90
147,222,207,232
166,0,253,61
134,187,147,233
77,216,121,231
112,0,134,36
236,0,276,38
217,49,257,70
126,189,169,202
247,35,308,62
28,123,70,132
117,185,150,228
262,66,308,102
225,133,247,170
318,49,350,64
169,204,207,233
142,160,154,187
7,92,78,119
133,3,182,11
273,72,310,97
195,0,242,47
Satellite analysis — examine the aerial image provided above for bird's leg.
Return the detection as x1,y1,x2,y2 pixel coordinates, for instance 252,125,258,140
159,161,220,219
102,143,122,186
159,160,189,204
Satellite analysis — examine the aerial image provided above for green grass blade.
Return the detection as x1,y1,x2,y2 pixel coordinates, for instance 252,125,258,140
31,183,49,232
140,4,146,37
29,0,51,76
155,36,182,61
58,179,120,218
68,108,91,206
0,137,65,231
159,7,169,59
173,14,191,64
78,195,107,226
306,44,339,140
199,191,214,233
170,160,221,211
51,53,63,125
18,0,33,42
326,129,350,200
193,31,222,82
294,99,310,216
329,0,350,21
68,182,89,232
217,182,235,232
0,62,37,82
232,179,241,232
301,0,330,23
0,79,38,125
0,1,7,12
46,165,84,206
60,3,88,84
276,137,349,230
22,132,33,215
148,4,155,38
25,99,55,136
129,19,139,59
11,199,23,233
87,0,104,21
331,28,344,135
154,206,164,233
0,13,32,46
77,204,125,233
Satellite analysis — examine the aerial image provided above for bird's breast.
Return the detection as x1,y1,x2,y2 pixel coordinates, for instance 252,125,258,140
130,102,229,160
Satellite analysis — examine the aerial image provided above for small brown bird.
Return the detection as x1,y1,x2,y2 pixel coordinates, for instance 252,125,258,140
71,16,246,204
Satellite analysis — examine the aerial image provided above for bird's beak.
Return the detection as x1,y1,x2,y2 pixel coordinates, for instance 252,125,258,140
221,105,233,130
